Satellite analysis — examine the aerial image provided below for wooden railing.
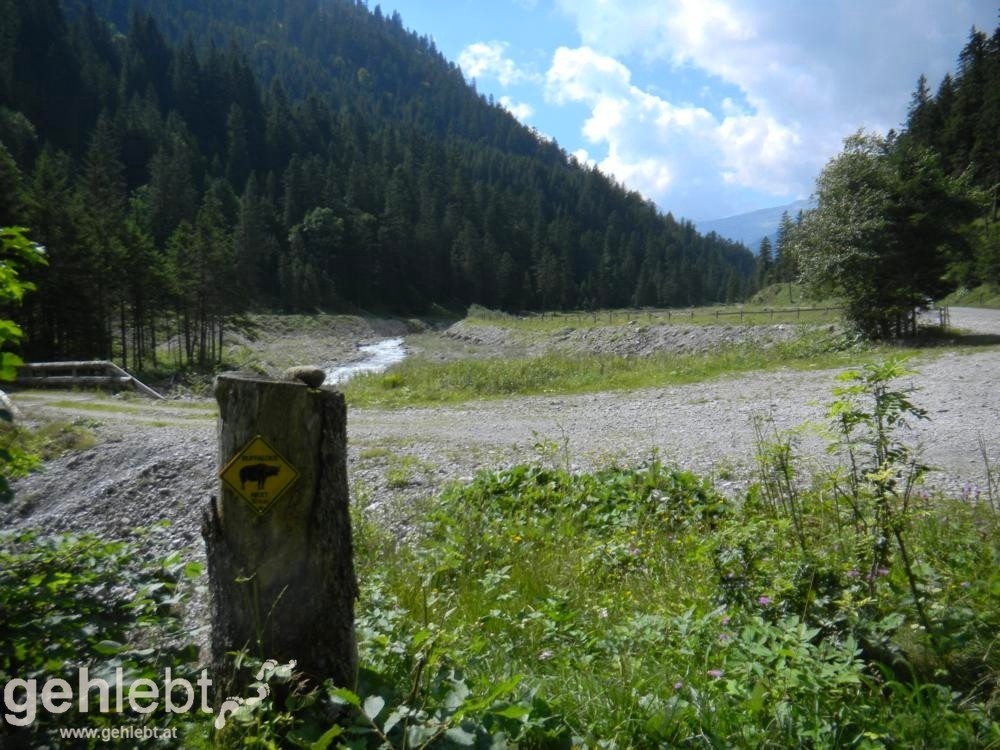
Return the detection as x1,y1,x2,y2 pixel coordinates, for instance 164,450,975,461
15,361,164,400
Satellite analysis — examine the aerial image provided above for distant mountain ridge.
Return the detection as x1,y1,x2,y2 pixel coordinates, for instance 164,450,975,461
696,199,814,253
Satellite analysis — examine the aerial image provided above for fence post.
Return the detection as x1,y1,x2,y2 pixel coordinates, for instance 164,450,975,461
204,371,358,695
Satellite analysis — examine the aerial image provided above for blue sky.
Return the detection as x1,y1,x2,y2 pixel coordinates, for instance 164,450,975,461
377,0,996,223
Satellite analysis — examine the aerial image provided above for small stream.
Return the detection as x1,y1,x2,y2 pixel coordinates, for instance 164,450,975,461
325,338,407,385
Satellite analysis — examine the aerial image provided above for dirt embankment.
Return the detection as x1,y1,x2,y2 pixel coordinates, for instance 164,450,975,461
443,319,803,358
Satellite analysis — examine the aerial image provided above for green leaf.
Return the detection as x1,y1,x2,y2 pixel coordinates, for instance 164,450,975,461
382,705,409,734
309,724,343,750
445,726,477,746
0,319,23,342
490,704,530,720
746,680,767,714
443,678,471,711
329,687,361,708
362,694,385,721
93,640,124,656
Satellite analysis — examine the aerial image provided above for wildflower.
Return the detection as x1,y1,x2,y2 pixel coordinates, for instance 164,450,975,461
868,566,890,581
538,649,554,662
961,482,981,501
597,607,609,619
846,569,860,578
673,681,683,690
757,596,772,606
721,615,731,626
707,669,724,679
718,632,731,643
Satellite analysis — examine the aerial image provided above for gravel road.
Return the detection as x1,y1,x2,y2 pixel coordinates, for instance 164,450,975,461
3,307,998,565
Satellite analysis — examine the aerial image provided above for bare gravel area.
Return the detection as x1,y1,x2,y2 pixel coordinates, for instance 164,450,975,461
444,318,803,358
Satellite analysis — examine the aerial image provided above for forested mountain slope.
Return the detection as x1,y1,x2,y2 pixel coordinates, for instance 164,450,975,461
0,0,753,367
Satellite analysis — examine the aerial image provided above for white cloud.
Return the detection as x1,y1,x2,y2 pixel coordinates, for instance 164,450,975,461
457,41,540,87
543,45,798,216
550,0,997,216
499,95,535,122
571,148,595,167
545,46,632,104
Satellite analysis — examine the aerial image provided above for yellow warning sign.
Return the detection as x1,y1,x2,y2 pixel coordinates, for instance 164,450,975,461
219,435,300,514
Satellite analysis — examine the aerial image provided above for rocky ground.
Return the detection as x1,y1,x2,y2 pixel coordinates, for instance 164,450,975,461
443,318,803,358
2,307,999,646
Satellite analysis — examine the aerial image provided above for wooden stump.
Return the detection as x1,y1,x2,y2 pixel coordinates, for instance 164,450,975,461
203,373,358,693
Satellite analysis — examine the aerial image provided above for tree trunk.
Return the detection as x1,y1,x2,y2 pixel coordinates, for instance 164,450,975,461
204,373,358,696
119,303,127,369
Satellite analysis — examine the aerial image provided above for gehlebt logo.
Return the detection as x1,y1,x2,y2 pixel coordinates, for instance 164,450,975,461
0,659,291,730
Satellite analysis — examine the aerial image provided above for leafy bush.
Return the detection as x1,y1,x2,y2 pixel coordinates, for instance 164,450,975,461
0,527,203,747
0,226,46,502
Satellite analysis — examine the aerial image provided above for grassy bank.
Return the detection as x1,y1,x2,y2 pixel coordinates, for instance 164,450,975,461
342,329,928,408
940,283,1000,309
465,300,842,332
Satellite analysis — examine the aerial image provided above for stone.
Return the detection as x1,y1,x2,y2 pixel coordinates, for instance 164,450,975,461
283,365,326,388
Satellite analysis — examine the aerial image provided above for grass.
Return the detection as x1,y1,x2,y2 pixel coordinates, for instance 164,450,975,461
940,283,1000,309
332,364,1000,747
465,296,842,332
341,328,946,408
385,454,425,489
0,419,96,474
339,466,1000,745
39,399,216,420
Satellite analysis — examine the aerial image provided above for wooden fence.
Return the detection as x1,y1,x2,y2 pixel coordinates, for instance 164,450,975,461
15,360,164,400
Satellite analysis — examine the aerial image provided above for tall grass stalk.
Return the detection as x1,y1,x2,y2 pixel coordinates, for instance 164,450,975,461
979,433,999,517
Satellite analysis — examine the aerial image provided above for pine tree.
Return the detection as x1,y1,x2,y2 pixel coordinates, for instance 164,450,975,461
774,211,797,284
756,235,774,290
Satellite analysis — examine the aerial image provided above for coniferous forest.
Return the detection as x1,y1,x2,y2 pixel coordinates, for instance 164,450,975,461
901,24,1000,285
0,0,757,370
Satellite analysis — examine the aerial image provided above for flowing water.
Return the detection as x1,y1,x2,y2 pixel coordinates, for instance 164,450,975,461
325,338,407,384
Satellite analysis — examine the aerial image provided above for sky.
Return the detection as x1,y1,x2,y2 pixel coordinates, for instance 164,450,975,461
377,0,996,223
